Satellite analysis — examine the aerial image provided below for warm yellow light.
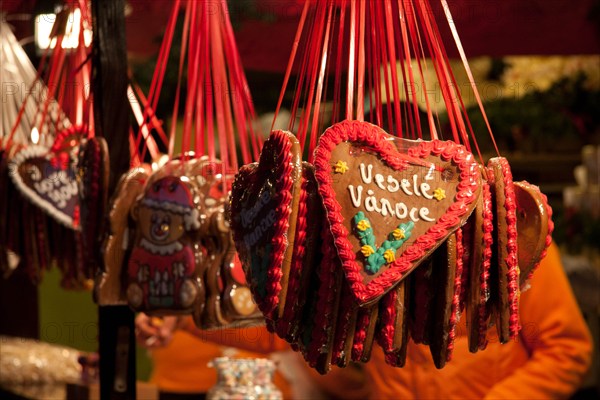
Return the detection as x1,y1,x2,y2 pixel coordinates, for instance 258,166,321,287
35,9,92,50
31,127,40,144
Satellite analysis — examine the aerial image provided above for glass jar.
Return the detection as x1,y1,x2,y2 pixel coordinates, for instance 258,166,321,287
207,357,282,400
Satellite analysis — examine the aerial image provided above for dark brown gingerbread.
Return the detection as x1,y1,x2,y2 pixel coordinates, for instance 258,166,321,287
428,231,460,369
464,179,493,353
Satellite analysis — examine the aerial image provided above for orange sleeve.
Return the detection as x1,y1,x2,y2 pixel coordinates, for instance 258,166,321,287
485,243,593,399
180,320,290,354
306,364,372,400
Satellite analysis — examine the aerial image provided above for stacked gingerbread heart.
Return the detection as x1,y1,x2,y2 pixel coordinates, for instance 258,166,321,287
230,119,553,373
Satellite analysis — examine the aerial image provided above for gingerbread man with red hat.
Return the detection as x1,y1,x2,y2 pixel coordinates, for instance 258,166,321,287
126,175,204,315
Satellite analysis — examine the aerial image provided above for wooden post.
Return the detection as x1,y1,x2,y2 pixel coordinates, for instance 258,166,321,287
91,0,135,399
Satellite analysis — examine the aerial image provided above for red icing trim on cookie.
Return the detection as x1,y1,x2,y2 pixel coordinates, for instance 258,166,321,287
377,288,397,353
478,181,493,350
266,133,294,317
447,228,464,362
276,173,309,338
351,307,371,361
314,120,480,304
496,158,520,339
529,188,554,281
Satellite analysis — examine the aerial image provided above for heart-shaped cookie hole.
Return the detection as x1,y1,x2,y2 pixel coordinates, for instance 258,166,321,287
314,120,481,305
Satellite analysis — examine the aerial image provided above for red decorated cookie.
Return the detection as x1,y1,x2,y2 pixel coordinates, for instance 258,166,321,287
126,174,204,315
377,280,410,367
314,120,481,305
464,180,493,353
276,163,323,341
8,125,86,230
486,157,519,343
230,130,303,321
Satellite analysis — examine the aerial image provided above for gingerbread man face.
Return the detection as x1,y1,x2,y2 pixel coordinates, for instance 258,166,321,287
132,176,201,244
137,207,185,244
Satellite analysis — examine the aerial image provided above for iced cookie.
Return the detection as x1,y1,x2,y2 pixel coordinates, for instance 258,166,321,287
230,130,303,321
464,180,493,353
487,157,519,343
276,163,323,341
377,280,410,367
126,175,204,315
314,120,481,305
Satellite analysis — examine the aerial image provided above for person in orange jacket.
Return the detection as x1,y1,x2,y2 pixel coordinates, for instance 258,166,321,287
308,242,594,399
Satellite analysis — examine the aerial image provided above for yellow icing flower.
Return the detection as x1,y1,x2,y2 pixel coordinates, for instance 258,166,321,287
356,219,371,231
333,160,349,174
383,249,396,264
392,228,406,240
361,245,375,257
433,188,446,201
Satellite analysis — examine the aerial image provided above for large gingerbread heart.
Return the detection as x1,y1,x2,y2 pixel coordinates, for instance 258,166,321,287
314,120,481,304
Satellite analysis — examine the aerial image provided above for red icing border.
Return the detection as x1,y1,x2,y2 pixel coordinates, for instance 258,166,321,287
276,170,309,338
489,157,520,340
377,286,398,353
447,228,464,362
478,181,493,350
314,120,481,304
351,307,371,361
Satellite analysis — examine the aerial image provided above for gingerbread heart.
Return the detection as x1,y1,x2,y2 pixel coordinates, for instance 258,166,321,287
314,120,481,304
8,126,85,230
514,181,553,286
230,130,303,320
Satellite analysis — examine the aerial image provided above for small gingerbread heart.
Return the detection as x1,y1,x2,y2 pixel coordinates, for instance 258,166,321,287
9,126,86,230
314,120,481,305
514,181,553,286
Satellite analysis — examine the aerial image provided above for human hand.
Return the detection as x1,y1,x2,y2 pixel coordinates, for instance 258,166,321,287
134,313,179,349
